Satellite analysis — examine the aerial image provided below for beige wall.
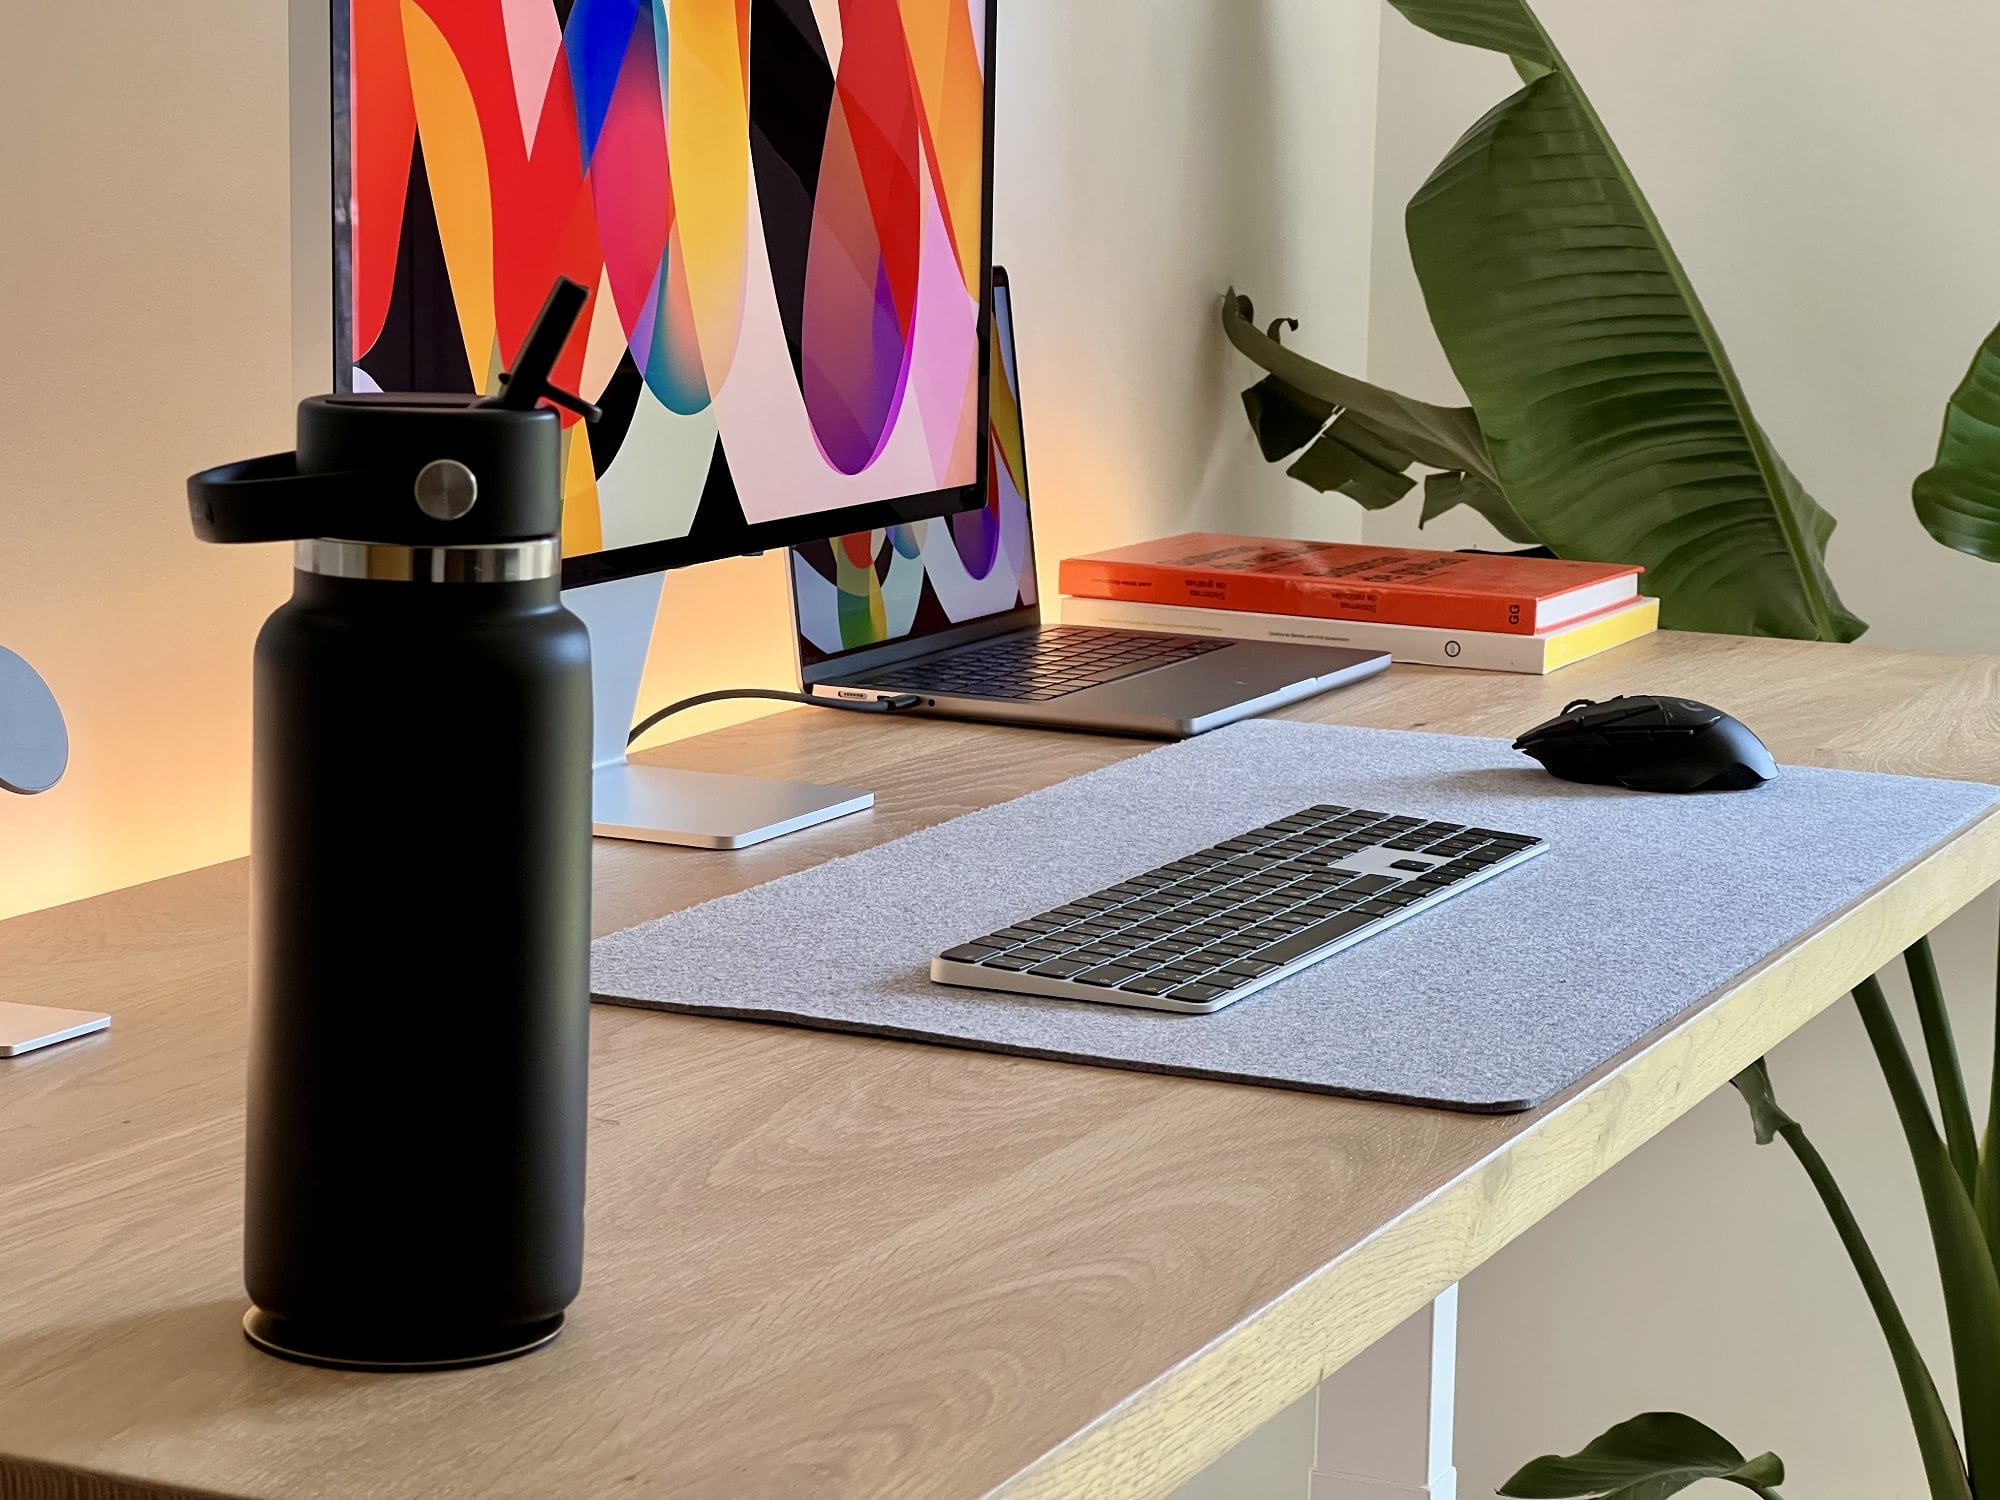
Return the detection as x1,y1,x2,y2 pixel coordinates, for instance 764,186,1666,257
0,4,295,920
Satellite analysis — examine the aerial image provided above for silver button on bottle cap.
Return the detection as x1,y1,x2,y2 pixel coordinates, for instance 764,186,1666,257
413,459,479,521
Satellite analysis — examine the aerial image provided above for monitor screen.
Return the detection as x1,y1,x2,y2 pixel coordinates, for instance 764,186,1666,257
792,273,1033,669
335,0,994,585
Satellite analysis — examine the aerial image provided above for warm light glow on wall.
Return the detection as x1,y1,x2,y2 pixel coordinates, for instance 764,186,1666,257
626,551,798,752
0,4,292,922
0,574,280,918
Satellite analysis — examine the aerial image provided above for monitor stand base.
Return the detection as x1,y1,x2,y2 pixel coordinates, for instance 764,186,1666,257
566,571,874,851
591,761,871,850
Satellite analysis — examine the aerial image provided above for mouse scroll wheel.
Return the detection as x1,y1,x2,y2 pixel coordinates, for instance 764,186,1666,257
1562,698,1597,715
1661,698,1725,725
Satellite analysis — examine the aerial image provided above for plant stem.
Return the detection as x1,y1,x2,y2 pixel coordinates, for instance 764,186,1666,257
1907,938,1980,1195
1770,1107,1972,1500
1980,901,2000,1259
1856,974,2000,1495
1858,974,1946,1155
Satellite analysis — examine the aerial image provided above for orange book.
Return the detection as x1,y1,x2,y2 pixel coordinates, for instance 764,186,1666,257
1058,534,1643,635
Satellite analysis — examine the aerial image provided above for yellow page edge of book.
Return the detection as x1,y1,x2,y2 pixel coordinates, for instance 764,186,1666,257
1058,594,1659,673
1545,596,1661,671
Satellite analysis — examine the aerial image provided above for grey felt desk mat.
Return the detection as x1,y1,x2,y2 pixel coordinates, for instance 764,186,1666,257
590,720,2000,1111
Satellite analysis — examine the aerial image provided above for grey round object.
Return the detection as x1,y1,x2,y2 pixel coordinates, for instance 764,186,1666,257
0,646,68,795
413,459,479,521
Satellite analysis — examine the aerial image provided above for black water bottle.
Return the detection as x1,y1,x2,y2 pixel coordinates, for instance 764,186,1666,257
188,282,596,1371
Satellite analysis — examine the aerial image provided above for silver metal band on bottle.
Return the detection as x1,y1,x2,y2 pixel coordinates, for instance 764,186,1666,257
294,537,560,584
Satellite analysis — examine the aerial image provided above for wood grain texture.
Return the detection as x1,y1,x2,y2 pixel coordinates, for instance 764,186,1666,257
5,633,2000,1500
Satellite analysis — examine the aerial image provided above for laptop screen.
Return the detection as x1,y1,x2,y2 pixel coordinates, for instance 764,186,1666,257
792,276,1037,670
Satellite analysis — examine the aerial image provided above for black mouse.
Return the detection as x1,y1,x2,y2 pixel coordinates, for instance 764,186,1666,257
1513,695,1777,793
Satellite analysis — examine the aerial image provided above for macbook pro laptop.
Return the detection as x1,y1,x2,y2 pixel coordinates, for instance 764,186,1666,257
789,268,1389,739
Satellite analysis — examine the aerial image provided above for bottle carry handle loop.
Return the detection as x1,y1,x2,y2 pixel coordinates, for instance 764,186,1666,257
188,453,367,545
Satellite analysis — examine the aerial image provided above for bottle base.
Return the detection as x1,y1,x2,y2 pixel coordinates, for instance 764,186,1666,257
242,1306,564,1372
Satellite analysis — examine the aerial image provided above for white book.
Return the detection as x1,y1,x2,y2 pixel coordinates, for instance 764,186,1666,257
1060,593,1660,675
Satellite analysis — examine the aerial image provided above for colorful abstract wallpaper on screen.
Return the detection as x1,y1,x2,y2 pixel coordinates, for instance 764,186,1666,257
345,0,989,558
792,280,1033,665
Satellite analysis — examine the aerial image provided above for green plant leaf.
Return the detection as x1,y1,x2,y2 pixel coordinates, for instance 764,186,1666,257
1384,0,1866,643
1421,468,1539,544
1500,1412,1782,1500
1853,976,2000,1495
1391,0,1554,65
1224,293,1496,477
1914,319,2000,561
1222,292,1534,541
1241,374,1333,464
1416,470,1536,548
1285,415,1419,509
1731,1058,1973,1500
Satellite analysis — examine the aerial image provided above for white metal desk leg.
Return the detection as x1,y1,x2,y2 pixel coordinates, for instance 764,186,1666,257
1310,1285,1457,1500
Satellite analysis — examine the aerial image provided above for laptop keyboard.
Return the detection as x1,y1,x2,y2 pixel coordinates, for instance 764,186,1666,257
932,804,1547,1013
847,626,1225,702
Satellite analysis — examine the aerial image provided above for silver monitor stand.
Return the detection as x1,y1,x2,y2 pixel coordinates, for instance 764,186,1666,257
564,573,873,850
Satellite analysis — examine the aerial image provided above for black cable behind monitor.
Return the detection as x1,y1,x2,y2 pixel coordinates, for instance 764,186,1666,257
628,688,922,747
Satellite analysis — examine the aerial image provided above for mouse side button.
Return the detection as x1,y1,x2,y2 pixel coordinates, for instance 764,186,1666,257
1572,699,1659,727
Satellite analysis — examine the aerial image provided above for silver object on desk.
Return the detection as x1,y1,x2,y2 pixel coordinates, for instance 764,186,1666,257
815,632,1389,740
1,651,101,1054
591,759,873,850
932,805,1547,1013
0,1002,109,1057
573,572,874,850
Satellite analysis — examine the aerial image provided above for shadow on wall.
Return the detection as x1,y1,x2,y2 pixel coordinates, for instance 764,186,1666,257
994,0,1379,588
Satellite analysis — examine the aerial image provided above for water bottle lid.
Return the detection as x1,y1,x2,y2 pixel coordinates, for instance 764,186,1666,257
297,393,563,543
189,281,593,549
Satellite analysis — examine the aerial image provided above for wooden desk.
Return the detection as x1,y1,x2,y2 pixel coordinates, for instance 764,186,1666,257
5,633,1999,1500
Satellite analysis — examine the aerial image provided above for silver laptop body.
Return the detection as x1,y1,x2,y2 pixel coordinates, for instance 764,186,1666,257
789,272,1387,740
